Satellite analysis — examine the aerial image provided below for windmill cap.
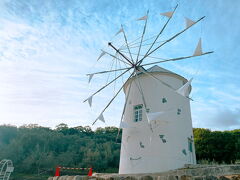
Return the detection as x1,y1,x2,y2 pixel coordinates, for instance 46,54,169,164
124,65,191,92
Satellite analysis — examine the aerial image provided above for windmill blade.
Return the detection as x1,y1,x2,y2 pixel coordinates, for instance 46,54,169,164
115,27,124,36
133,68,147,110
137,14,148,21
88,74,94,83
96,113,105,123
104,50,132,66
86,66,130,76
121,24,134,64
133,69,155,132
119,121,131,129
87,96,93,107
176,78,193,97
122,34,158,49
116,79,133,142
138,5,178,65
185,17,196,28
136,10,149,63
120,50,167,60
140,51,213,67
146,111,168,122
108,42,134,65
137,16,206,66
84,68,131,103
123,39,167,49
97,50,106,61
193,38,202,56
160,11,174,18
92,72,134,125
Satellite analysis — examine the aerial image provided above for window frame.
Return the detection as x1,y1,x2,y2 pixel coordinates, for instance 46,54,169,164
133,104,143,122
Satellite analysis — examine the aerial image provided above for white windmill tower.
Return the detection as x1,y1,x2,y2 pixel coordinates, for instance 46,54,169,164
119,65,196,174
84,5,213,174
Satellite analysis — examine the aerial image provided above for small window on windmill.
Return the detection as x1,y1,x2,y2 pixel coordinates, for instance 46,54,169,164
162,98,167,103
177,108,181,115
134,104,143,122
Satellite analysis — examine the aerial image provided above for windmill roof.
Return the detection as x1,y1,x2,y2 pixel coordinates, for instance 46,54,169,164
124,65,190,92
146,65,175,74
144,65,187,82
134,65,188,83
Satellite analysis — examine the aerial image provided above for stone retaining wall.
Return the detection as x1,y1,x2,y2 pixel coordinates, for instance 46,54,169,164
48,165,240,180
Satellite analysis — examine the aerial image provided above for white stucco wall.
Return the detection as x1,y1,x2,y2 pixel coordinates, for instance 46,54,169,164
119,72,196,174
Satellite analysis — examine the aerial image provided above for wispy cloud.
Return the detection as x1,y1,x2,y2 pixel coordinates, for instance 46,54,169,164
0,0,239,130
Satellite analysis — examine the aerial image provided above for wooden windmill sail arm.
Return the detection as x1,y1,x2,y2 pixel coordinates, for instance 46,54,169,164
86,67,131,76
136,10,149,63
133,68,147,110
116,80,133,141
84,68,131,103
133,69,154,132
120,50,167,60
140,51,214,67
121,39,167,50
92,72,135,125
120,34,158,50
137,16,206,66
121,25,134,64
141,4,178,63
108,42,134,65
104,51,132,66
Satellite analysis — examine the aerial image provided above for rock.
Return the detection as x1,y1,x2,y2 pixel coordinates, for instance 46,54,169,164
192,176,204,180
180,175,192,180
58,176,69,180
67,176,75,180
158,176,167,180
218,176,230,180
73,175,89,180
230,175,240,180
205,176,218,180
140,175,154,180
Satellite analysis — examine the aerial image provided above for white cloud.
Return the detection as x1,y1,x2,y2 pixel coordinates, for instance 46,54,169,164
0,0,239,131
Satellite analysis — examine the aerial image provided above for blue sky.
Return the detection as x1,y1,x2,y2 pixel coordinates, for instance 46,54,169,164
0,0,239,130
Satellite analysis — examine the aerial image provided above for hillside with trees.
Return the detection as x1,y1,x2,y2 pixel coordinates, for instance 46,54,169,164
0,124,239,180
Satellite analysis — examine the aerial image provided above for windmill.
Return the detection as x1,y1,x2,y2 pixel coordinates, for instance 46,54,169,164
84,5,213,174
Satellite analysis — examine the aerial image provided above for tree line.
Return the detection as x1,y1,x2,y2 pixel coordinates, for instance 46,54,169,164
0,124,239,179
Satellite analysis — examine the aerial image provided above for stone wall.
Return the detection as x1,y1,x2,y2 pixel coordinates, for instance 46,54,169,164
48,165,240,180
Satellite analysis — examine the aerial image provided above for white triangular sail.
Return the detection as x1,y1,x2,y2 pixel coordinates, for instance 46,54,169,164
97,113,105,123
147,112,165,122
193,38,202,56
147,109,176,124
149,135,152,144
137,15,148,21
176,78,193,97
115,28,124,36
97,50,106,61
120,121,130,129
160,11,174,18
185,17,196,28
87,96,93,107
88,74,94,83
